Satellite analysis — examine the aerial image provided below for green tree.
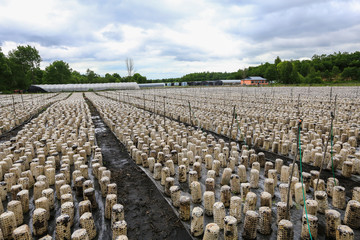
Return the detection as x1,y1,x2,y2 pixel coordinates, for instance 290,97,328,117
264,65,277,82
298,72,306,83
71,70,85,83
227,69,243,79
274,56,282,66
8,45,41,89
277,61,293,84
305,67,322,84
342,67,359,80
104,73,117,83
43,60,71,84
112,73,122,82
133,73,147,83
299,61,311,77
290,68,300,84
322,70,331,82
0,48,12,90
331,66,341,81
86,69,99,83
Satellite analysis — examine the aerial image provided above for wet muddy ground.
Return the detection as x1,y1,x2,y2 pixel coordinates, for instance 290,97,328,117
86,98,192,240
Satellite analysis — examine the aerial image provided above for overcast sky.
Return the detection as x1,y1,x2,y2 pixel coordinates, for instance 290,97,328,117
1,0,359,79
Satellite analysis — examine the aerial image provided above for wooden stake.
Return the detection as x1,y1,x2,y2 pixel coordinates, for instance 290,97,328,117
188,101,192,126
12,95,16,116
229,105,236,145
314,94,337,194
286,94,300,219
143,94,145,110
223,91,225,108
21,94,24,109
154,95,156,118
163,96,166,129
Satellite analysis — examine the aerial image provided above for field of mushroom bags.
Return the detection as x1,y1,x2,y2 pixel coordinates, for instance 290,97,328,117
0,93,69,138
0,86,359,239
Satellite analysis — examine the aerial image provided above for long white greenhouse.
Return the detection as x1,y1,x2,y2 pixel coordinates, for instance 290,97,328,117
31,82,140,92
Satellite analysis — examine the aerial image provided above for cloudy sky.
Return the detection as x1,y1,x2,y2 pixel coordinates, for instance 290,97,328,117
1,0,359,79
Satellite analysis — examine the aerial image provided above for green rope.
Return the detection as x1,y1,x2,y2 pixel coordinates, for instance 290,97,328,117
298,121,313,240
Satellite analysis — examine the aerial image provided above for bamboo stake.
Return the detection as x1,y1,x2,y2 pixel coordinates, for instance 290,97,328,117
229,105,236,145
12,95,16,116
154,95,156,118
286,94,301,219
21,94,24,109
163,96,166,129
314,94,337,195
143,94,145,110
188,101,192,126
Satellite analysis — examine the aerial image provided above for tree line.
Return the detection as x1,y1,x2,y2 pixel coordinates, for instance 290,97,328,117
0,45,147,92
1,45,359,92
151,52,360,84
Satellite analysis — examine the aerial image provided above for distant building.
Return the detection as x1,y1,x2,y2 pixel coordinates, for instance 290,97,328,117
138,83,165,88
221,80,242,85
241,76,268,86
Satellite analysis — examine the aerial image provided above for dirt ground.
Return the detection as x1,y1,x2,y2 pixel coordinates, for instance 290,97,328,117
87,99,192,240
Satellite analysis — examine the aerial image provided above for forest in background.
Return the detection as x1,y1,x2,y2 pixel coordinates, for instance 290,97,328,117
0,45,359,92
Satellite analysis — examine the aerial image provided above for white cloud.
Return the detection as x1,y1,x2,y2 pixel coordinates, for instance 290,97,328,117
1,0,360,79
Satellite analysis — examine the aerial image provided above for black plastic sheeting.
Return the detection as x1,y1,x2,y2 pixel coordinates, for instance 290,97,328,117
27,85,47,93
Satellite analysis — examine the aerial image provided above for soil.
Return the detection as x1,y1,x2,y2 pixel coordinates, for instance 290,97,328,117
86,98,192,240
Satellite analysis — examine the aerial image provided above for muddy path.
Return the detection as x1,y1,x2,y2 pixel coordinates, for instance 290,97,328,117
86,98,192,240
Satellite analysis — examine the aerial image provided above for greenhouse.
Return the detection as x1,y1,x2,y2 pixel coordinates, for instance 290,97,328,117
138,83,165,88
29,82,140,92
